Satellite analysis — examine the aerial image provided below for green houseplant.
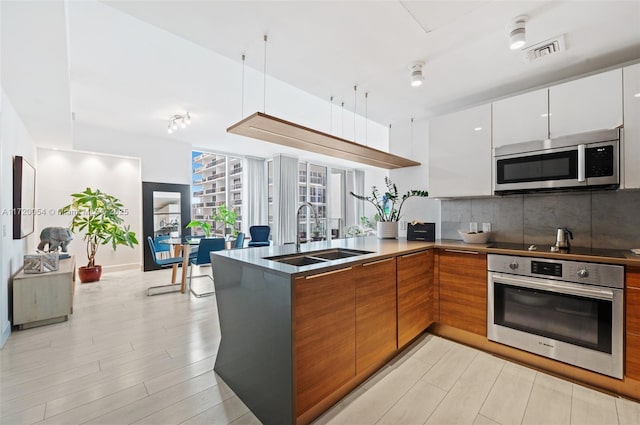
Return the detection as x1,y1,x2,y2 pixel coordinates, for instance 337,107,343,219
59,188,138,283
214,204,238,238
186,204,237,239
185,220,212,237
350,177,428,238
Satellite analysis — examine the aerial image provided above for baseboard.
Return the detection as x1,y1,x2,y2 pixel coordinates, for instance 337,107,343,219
0,320,11,349
101,263,141,273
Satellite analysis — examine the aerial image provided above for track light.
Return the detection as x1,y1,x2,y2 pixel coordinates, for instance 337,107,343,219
167,112,191,134
509,15,528,50
409,62,424,87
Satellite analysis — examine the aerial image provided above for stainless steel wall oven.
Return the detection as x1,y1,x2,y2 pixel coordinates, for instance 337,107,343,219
487,254,624,379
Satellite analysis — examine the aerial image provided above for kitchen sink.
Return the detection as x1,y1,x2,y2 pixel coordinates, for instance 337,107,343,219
264,248,373,266
271,255,328,266
306,248,373,260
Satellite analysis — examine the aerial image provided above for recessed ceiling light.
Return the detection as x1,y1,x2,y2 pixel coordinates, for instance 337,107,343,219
509,15,528,50
634,92,640,98
474,127,483,131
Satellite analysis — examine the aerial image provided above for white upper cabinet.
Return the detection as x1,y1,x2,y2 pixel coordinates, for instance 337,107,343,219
493,88,549,147
623,63,640,189
428,104,492,198
549,69,623,138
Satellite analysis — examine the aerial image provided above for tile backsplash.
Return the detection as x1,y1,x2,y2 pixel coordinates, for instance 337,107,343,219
440,190,640,249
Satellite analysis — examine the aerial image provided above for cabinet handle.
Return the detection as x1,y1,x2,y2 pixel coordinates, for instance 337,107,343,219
444,249,479,255
362,257,394,267
400,251,427,259
305,267,352,279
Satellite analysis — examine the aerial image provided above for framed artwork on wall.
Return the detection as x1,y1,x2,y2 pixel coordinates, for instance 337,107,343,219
13,155,36,239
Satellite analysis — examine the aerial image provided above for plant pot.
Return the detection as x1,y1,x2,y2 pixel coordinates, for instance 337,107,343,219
78,265,102,283
377,221,398,239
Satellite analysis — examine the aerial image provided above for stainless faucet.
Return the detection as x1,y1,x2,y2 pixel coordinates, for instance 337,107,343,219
296,202,320,253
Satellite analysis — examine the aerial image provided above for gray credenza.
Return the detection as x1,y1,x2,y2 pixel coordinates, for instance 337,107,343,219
13,256,76,329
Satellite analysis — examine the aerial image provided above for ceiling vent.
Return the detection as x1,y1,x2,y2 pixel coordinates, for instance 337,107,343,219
523,34,566,62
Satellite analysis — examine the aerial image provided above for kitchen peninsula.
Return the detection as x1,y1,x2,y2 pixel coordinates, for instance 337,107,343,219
212,238,640,425
211,238,434,425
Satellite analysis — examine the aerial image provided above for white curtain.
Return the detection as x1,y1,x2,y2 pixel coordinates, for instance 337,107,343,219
244,157,268,234
353,169,365,225
272,155,298,245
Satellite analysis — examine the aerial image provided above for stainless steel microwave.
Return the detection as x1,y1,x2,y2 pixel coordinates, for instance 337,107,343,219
494,128,620,194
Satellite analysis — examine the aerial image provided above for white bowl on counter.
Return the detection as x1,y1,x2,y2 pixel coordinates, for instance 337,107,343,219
458,230,491,244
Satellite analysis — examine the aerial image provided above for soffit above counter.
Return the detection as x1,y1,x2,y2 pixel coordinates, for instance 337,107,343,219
227,112,420,169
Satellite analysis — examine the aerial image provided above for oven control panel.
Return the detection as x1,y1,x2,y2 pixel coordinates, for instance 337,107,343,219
531,260,562,277
487,254,624,289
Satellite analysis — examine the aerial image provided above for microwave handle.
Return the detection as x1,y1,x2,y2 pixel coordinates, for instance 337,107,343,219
578,144,586,182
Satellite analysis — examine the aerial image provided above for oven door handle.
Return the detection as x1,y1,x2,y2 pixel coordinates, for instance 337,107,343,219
492,273,614,301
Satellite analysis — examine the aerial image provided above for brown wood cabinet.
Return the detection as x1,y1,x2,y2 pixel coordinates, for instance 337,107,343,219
355,257,397,374
397,250,434,348
294,267,356,416
626,267,640,380
438,249,487,336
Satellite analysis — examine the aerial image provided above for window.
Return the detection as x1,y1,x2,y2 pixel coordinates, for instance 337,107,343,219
192,151,243,236
299,163,327,242
266,158,350,243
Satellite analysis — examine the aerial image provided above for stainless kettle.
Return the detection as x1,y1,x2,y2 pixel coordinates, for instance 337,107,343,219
555,227,573,249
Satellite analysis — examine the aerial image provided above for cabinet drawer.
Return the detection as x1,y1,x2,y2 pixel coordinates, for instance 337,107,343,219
438,250,487,336
355,258,397,373
295,268,356,416
397,250,433,347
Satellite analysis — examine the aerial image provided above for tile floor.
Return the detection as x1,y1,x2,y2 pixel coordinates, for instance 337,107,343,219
1,267,639,425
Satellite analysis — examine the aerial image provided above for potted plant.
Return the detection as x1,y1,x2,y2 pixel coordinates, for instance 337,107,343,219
185,219,212,237
186,204,237,239
213,204,238,239
350,177,428,239
59,188,138,283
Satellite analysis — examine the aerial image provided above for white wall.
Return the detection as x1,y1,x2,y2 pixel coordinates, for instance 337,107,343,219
389,118,441,238
73,122,191,185
36,148,142,272
0,88,37,347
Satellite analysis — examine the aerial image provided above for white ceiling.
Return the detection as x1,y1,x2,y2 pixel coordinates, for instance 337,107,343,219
3,0,640,163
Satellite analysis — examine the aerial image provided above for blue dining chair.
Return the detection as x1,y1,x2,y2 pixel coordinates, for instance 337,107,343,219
185,235,202,260
188,237,225,297
248,225,270,247
153,235,171,259
234,232,245,249
147,236,183,296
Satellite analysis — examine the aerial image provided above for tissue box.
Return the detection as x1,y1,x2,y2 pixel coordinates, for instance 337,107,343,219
23,253,60,273
407,222,435,242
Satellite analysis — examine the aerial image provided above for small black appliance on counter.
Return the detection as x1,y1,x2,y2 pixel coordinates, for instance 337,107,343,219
407,222,435,242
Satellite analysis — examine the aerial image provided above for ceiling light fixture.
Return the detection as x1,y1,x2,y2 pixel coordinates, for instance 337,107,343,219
509,15,528,50
409,62,424,87
167,112,191,134
226,36,420,169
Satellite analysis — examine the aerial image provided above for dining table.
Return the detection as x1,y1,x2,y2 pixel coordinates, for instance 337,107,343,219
159,237,199,293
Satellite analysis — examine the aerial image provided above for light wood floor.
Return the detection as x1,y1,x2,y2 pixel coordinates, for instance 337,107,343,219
1,268,639,425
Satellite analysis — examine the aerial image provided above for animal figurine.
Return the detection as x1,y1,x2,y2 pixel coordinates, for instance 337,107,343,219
37,227,73,252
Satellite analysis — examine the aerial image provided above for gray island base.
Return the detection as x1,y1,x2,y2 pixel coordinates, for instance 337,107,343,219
211,237,433,425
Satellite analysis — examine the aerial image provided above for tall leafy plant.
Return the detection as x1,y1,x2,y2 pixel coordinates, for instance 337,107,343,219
186,204,237,237
214,204,238,236
350,177,428,222
59,188,138,268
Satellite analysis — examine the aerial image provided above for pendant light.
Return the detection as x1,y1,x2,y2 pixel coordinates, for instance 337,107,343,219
226,35,420,169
